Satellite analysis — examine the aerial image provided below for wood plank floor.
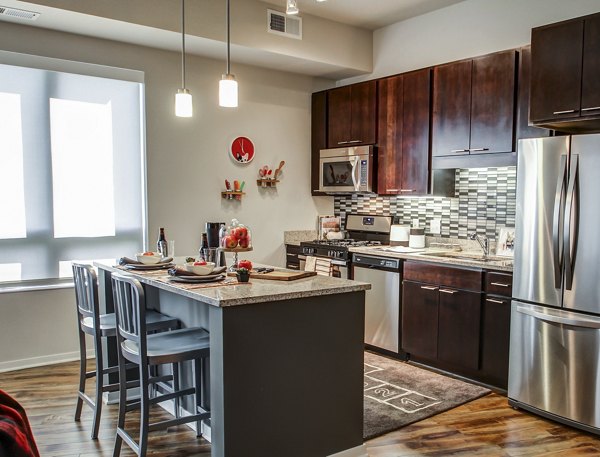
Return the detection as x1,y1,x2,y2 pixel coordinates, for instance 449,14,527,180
1,361,599,456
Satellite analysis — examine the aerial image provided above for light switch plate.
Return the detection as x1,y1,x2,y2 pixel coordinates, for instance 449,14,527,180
430,219,441,234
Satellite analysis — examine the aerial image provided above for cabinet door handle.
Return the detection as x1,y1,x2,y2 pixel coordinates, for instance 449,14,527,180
490,282,511,287
337,141,349,145
582,106,600,112
469,148,489,152
348,140,362,144
420,285,438,290
439,288,457,294
553,109,577,115
400,189,416,192
450,149,469,153
486,298,506,304
386,188,399,192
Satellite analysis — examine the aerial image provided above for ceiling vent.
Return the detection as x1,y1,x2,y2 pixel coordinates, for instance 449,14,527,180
267,9,302,40
0,6,40,21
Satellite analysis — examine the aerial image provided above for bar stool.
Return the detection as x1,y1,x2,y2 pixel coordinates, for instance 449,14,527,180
111,272,211,457
72,262,179,439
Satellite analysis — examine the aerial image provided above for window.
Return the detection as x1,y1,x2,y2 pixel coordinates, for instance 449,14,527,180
0,58,146,284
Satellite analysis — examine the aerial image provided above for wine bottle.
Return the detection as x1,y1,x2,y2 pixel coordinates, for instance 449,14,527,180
157,227,168,257
199,232,209,261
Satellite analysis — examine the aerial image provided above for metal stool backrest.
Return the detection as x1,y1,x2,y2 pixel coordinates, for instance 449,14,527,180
111,273,148,358
72,262,100,328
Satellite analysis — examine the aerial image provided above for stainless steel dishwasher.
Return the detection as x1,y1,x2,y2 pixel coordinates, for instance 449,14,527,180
352,253,402,356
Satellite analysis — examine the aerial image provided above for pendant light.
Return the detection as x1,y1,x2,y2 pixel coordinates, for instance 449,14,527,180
286,0,299,15
219,0,238,108
175,0,192,117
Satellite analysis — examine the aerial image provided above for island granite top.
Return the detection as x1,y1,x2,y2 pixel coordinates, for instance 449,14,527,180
94,260,370,307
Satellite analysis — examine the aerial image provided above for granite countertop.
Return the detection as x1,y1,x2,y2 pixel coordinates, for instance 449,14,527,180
349,246,514,272
94,260,370,307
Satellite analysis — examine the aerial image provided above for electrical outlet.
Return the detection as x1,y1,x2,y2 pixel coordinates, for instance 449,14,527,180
430,219,441,235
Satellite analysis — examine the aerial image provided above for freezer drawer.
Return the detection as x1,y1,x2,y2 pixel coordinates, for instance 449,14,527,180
508,301,600,432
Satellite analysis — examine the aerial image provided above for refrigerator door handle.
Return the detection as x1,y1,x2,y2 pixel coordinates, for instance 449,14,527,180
564,154,579,291
552,155,568,289
515,305,600,329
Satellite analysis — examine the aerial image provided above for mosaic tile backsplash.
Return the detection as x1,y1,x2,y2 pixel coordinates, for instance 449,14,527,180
334,167,516,241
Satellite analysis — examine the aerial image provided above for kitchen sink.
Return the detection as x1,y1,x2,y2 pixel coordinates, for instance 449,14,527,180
419,252,513,263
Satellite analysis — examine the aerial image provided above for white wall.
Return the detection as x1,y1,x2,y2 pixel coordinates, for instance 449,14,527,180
0,22,333,371
341,0,600,85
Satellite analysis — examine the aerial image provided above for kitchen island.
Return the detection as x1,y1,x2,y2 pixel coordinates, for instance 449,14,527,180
94,260,370,457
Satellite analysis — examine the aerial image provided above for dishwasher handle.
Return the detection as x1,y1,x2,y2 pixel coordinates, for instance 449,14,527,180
516,305,600,329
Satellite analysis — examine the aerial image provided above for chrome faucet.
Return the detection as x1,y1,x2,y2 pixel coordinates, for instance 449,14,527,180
469,232,489,257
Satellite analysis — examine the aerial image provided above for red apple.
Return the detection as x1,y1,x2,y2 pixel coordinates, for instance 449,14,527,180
238,238,249,248
237,227,248,239
193,260,207,266
238,259,252,270
225,235,238,248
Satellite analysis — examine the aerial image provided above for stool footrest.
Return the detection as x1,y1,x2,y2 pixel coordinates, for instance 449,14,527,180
148,412,211,432
148,387,195,406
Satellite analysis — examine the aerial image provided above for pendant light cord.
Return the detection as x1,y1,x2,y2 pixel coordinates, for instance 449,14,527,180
181,0,186,88
226,0,231,75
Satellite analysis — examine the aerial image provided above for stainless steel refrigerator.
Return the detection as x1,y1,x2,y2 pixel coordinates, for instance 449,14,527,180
509,134,600,435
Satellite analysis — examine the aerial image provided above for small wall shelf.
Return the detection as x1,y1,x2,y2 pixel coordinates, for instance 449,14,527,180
221,191,245,201
256,179,280,188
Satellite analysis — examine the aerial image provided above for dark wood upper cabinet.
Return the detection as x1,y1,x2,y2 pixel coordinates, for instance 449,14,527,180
377,75,403,195
311,91,327,196
432,50,517,161
530,20,584,123
530,12,600,131
327,86,352,147
377,69,430,196
517,46,552,140
470,51,516,154
581,14,600,115
327,81,376,147
432,60,472,156
402,70,431,194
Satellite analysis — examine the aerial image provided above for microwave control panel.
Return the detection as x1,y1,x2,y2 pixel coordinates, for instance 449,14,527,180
360,160,368,185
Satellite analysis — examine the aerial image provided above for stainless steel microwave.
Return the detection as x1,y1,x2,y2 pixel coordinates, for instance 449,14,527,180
318,146,375,193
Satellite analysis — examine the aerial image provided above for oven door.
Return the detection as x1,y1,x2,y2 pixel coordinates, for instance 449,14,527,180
319,147,373,193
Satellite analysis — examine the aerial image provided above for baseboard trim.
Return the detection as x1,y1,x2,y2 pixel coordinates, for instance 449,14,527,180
0,349,94,373
328,444,368,457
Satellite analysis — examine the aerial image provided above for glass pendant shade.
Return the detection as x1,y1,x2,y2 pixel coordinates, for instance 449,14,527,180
175,88,193,117
286,0,299,15
219,74,238,108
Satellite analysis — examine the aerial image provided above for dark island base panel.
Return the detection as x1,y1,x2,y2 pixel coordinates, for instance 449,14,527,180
97,266,366,457
210,292,365,457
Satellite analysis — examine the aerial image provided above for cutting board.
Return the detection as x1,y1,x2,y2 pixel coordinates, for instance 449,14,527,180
228,269,317,281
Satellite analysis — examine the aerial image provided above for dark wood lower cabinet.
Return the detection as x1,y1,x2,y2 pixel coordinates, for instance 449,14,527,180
402,280,439,360
402,261,512,390
437,288,482,371
480,295,511,389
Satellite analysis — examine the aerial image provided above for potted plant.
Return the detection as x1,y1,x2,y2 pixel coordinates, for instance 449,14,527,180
236,267,250,283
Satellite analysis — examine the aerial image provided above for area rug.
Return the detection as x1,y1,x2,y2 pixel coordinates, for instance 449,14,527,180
363,351,491,440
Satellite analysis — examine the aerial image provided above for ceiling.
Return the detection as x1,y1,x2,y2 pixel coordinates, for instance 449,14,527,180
275,0,467,30
0,0,468,79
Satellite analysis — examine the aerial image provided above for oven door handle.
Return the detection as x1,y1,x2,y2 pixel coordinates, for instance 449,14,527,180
351,156,360,191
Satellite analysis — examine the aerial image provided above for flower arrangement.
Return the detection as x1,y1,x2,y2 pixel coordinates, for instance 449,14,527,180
235,267,250,283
